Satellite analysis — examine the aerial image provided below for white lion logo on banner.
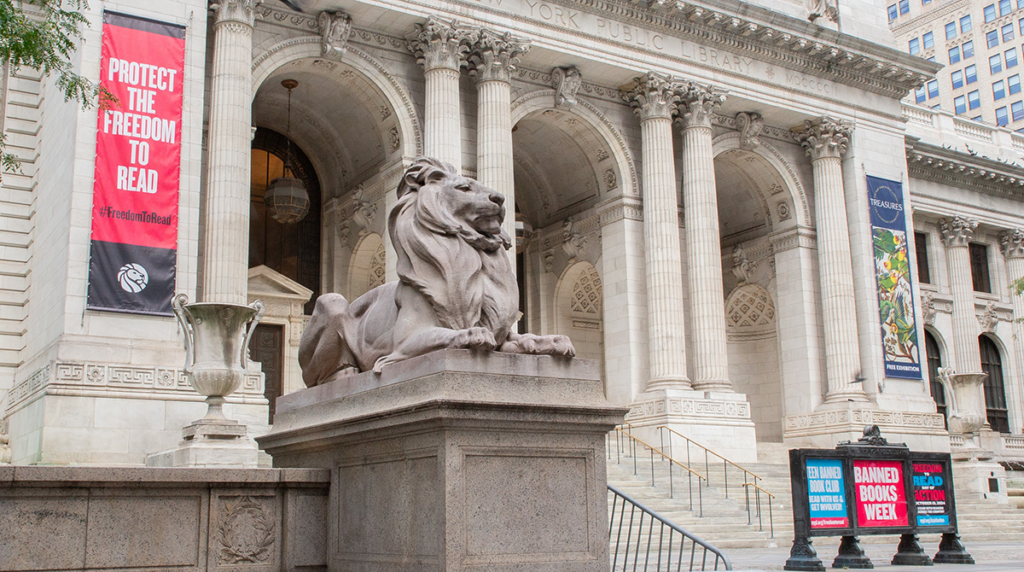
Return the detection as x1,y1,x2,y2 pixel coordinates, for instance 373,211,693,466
117,263,149,293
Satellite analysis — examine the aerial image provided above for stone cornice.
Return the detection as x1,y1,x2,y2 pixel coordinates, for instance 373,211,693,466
254,1,939,99
906,140,1024,200
558,0,941,97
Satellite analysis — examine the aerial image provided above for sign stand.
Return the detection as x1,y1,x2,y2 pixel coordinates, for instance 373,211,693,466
784,426,974,570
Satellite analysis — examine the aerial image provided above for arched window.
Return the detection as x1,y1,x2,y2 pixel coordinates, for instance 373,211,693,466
249,128,321,315
979,335,1009,433
925,331,947,427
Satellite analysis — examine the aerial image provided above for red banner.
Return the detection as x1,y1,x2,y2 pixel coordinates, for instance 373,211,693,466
853,459,908,528
87,11,186,315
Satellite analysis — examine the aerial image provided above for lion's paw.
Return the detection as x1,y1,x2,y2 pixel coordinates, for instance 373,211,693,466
453,327,497,351
373,354,397,374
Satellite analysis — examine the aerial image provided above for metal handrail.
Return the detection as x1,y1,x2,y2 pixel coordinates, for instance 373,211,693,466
654,424,764,482
741,482,774,538
608,426,706,516
608,484,732,571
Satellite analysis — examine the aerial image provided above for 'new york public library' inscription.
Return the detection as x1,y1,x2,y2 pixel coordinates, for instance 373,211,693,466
471,0,840,96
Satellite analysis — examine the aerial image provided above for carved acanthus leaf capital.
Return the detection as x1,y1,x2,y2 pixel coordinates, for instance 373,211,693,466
676,83,727,129
469,29,530,83
212,0,261,28
938,215,978,248
622,72,681,122
318,11,352,60
409,18,478,72
794,116,851,160
1001,228,1024,259
552,66,582,107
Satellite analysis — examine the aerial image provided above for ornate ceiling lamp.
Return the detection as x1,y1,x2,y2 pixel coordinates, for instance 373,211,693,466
265,79,310,224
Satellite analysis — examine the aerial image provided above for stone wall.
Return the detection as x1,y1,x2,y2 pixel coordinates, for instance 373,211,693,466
0,466,329,572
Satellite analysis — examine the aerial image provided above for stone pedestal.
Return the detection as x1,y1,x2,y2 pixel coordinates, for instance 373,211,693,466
146,417,261,468
626,387,757,463
257,349,626,572
951,447,1008,503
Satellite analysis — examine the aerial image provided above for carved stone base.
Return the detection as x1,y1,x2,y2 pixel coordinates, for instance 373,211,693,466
891,533,933,566
932,532,975,564
832,535,873,569
951,456,1008,503
784,537,825,571
145,434,261,468
258,349,626,572
626,387,757,463
784,404,947,452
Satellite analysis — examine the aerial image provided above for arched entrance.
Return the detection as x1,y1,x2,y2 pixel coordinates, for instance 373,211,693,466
713,133,811,442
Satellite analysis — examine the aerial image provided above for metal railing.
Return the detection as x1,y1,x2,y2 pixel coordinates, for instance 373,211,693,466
741,482,774,537
609,484,732,571
608,426,706,516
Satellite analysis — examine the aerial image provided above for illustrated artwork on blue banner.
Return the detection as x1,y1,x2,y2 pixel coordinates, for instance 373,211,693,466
868,175,922,379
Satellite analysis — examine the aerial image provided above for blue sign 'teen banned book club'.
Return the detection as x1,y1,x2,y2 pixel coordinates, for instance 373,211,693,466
867,175,922,380
806,458,848,529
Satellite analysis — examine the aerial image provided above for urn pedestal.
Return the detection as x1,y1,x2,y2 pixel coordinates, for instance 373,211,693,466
257,349,626,572
147,295,266,468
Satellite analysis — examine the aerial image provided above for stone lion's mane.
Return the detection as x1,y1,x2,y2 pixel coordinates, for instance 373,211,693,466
388,158,515,333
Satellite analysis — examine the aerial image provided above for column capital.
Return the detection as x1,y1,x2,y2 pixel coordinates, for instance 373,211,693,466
675,83,727,129
1001,228,1024,259
211,0,261,28
469,29,530,83
938,215,978,248
621,72,681,122
794,116,851,161
409,17,477,72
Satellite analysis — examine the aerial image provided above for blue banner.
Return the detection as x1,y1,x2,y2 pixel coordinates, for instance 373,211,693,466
867,175,922,380
807,458,848,529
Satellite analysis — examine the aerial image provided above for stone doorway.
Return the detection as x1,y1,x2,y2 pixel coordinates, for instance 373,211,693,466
250,324,284,424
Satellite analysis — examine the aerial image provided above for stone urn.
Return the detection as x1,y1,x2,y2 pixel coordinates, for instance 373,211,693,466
172,294,265,423
937,367,988,436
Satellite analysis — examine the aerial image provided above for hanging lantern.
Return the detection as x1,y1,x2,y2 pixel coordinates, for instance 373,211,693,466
265,79,309,224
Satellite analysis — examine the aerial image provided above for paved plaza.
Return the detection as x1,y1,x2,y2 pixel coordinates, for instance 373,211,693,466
729,540,1024,571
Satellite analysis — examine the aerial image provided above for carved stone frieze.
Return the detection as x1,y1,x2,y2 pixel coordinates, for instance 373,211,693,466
735,112,764,149
627,396,751,421
408,18,477,72
212,0,261,28
676,84,727,129
317,11,352,60
794,116,851,160
469,29,530,83
1001,228,1024,259
938,215,978,248
551,66,582,107
785,408,946,436
6,361,265,412
621,72,681,122
598,197,644,226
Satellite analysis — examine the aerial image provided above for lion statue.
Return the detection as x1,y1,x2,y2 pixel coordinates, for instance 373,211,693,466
299,157,576,387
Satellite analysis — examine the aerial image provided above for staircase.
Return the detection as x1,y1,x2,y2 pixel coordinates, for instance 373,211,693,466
607,434,1024,551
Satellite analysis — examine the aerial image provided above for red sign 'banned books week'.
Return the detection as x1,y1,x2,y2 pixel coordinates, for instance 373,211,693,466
87,11,185,315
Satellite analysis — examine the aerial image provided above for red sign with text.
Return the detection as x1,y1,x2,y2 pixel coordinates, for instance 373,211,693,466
853,459,908,528
87,12,185,315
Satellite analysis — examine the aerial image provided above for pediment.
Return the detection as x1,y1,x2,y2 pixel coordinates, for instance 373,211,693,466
247,265,313,302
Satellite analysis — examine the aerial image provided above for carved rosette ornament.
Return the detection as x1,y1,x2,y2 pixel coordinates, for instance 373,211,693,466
212,0,261,28
552,66,583,107
735,112,764,150
622,72,680,121
317,11,352,60
1001,228,1024,259
409,18,477,72
469,29,530,83
938,216,978,248
794,116,851,160
676,83,727,129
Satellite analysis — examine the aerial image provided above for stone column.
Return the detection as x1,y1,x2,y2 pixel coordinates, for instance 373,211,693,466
623,73,690,390
795,117,868,403
202,0,260,304
410,18,475,171
940,216,983,373
471,30,529,271
676,83,730,392
1001,229,1024,434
